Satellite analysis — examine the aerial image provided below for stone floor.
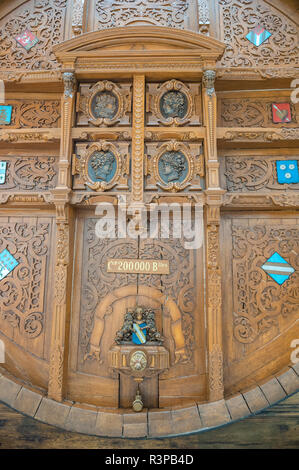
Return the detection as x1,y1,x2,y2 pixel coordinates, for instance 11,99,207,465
0,391,298,449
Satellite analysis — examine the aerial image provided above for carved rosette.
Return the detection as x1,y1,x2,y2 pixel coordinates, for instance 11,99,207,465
74,141,124,191
150,141,204,192
79,80,130,127
153,80,194,126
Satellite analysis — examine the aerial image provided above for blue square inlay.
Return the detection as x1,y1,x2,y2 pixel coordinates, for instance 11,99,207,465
0,161,7,184
0,249,19,281
261,252,295,285
276,160,299,184
0,106,12,125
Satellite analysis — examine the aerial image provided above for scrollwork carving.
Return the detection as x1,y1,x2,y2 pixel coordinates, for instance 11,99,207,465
95,0,188,30
0,0,68,70
0,156,58,191
232,223,299,344
0,101,61,129
218,0,298,68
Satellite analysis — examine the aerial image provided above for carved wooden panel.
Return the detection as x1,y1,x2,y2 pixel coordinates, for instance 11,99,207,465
0,156,58,191
221,155,299,192
68,212,206,407
0,101,61,129
217,0,298,68
218,92,299,128
0,215,55,361
76,81,132,127
92,0,192,31
73,141,130,191
222,214,299,394
146,81,202,127
0,0,68,71
145,141,204,192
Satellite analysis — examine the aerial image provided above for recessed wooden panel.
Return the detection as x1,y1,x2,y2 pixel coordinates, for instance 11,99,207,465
221,213,299,396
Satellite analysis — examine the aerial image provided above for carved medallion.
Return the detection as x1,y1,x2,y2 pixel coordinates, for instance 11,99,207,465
74,141,123,191
78,81,131,127
150,141,199,192
130,350,147,372
150,80,195,126
158,150,188,184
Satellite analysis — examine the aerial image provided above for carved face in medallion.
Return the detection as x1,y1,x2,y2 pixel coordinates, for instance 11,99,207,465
158,151,188,183
91,91,119,120
88,150,116,182
160,90,188,119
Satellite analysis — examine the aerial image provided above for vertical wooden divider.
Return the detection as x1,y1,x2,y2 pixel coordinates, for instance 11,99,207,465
202,69,226,402
48,72,76,401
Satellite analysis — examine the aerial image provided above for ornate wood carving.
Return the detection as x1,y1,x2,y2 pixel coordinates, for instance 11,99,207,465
224,156,299,192
77,81,131,127
132,75,145,203
145,141,204,192
219,98,298,128
0,0,68,71
0,101,61,129
73,141,130,191
71,0,85,37
198,0,210,35
0,156,58,191
218,0,298,68
146,80,201,126
232,223,299,345
0,218,52,351
94,0,189,30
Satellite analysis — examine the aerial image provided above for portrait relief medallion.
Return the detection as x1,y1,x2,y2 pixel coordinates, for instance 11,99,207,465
91,91,119,120
88,149,117,183
158,150,189,184
160,90,188,120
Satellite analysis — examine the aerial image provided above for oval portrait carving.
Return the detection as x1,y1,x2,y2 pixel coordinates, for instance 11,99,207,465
88,149,117,183
160,90,188,120
91,91,119,120
158,150,188,184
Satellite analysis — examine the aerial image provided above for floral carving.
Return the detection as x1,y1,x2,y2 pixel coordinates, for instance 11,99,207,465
95,0,188,30
0,219,51,344
218,0,298,68
225,156,299,192
0,156,58,191
232,224,299,344
0,0,67,70
220,99,297,128
0,101,61,129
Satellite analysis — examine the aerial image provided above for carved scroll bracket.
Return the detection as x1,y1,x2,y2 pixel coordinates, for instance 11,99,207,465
58,72,77,189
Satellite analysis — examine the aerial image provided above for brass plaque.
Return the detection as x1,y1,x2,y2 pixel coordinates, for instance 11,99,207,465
107,259,170,275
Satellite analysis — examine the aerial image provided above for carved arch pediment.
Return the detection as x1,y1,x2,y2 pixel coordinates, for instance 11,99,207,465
53,26,226,77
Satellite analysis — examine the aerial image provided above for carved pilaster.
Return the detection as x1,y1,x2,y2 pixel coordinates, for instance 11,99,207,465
71,0,85,37
48,202,72,402
132,75,145,204
59,72,76,188
206,206,224,402
202,70,225,402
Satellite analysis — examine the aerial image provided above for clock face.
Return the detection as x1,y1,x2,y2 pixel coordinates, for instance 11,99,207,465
130,350,147,372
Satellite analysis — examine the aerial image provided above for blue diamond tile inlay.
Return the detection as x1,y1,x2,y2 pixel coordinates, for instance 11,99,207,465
276,160,299,184
0,161,7,184
0,106,12,125
246,25,271,47
261,252,295,285
0,249,19,281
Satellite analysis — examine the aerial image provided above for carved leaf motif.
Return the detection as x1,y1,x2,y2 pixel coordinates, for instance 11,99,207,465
232,224,299,345
0,157,58,191
219,0,298,68
0,0,67,70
